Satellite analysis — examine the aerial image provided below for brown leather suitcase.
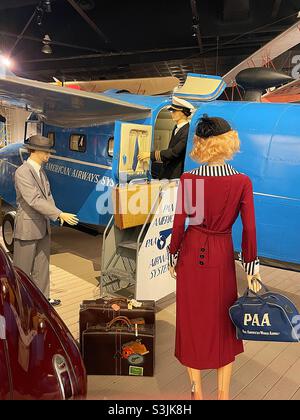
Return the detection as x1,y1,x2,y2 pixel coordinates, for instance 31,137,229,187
79,297,155,349
82,316,155,376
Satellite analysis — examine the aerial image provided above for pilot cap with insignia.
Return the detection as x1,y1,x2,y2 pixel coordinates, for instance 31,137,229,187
168,97,194,116
25,135,56,154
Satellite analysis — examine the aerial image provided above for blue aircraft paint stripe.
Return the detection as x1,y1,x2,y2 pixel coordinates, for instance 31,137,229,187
49,155,112,170
19,148,112,170
254,192,300,201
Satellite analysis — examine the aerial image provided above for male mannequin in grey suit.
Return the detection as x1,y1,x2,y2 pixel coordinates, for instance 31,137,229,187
13,135,79,305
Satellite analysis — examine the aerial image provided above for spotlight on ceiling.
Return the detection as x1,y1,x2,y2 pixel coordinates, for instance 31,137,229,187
42,34,52,54
0,55,13,68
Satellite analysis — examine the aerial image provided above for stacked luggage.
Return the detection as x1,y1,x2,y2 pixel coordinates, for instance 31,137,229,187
79,297,155,376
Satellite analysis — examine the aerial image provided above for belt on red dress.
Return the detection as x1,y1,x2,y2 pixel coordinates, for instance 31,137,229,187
189,225,232,236
187,226,232,266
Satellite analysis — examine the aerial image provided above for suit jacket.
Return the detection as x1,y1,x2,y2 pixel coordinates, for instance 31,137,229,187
151,123,190,179
14,161,61,240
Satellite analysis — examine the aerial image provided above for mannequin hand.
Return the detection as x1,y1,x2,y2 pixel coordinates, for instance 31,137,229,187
247,272,262,293
59,212,79,226
137,152,150,161
169,266,177,279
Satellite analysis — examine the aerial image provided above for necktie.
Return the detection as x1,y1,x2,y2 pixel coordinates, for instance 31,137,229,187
39,169,46,193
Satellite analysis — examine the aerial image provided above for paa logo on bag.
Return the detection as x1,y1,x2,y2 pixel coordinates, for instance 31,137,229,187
244,313,271,327
229,281,300,343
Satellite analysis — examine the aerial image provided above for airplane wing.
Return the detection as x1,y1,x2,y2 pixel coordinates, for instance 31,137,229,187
0,74,151,128
262,78,300,102
62,76,179,95
224,21,300,87
173,73,226,100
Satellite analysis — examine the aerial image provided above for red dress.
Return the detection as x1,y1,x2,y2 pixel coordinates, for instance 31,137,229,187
168,163,259,370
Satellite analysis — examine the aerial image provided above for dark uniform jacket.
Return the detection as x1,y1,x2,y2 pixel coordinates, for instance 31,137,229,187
151,123,190,179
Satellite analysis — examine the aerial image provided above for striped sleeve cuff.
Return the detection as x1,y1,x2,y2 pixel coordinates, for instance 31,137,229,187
238,252,260,275
167,245,179,268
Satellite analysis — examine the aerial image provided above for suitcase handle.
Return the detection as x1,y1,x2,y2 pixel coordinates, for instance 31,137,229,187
98,297,128,306
106,316,132,330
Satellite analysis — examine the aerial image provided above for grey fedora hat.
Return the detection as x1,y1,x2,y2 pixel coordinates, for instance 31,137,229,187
25,135,56,153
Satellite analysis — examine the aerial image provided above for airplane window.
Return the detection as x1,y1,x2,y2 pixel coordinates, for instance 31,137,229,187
69,134,86,153
107,136,114,157
47,132,55,147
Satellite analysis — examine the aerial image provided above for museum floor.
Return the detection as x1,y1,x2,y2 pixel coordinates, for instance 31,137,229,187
1,224,300,400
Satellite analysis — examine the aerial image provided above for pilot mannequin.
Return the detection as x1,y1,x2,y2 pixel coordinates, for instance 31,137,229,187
138,97,194,179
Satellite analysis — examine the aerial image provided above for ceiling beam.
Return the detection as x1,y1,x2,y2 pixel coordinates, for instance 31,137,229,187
19,40,282,79
9,6,37,54
20,34,278,65
0,30,101,53
0,0,40,10
22,45,200,64
222,0,250,22
65,0,114,49
271,0,282,18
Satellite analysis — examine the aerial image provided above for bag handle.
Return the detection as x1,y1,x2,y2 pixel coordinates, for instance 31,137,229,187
240,279,269,305
243,278,269,296
106,316,132,330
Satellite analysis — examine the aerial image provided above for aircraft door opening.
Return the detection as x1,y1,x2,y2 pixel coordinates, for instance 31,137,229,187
113,121,152,184
152,108,176,179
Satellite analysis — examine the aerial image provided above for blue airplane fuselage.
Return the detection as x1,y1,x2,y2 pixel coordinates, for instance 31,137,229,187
0,92,299,266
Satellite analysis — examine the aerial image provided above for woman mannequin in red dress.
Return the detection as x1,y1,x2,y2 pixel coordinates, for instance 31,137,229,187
167,115,262,400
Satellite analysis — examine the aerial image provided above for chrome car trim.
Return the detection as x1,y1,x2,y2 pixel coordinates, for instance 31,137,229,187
0,315,6,340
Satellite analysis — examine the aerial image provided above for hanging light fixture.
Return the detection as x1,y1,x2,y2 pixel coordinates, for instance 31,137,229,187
43,0,52,13
36,1,52,26
42,34,52,54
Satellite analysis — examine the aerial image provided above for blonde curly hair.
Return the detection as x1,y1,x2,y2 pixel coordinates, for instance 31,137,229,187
189,129,240,164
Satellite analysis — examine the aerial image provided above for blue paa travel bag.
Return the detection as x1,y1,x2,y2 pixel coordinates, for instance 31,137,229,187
229,281,300,342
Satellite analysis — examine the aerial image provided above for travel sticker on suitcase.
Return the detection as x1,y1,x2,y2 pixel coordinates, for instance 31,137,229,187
121,339,150,375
